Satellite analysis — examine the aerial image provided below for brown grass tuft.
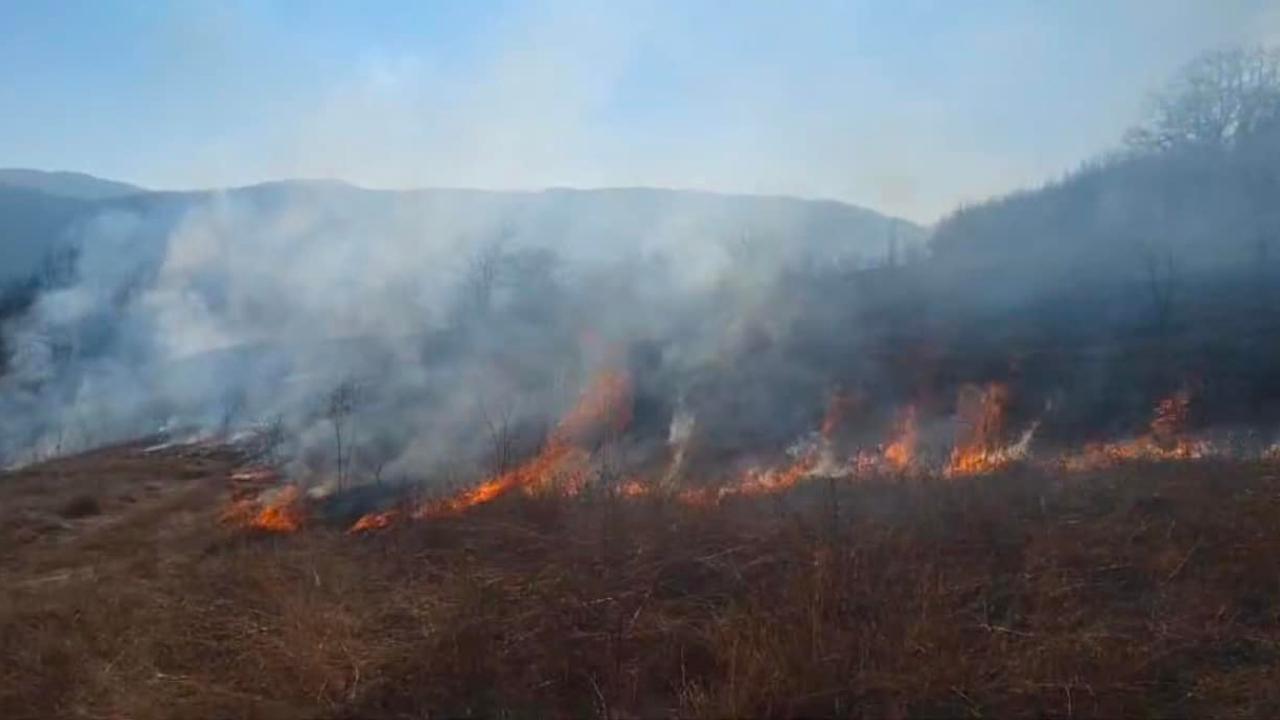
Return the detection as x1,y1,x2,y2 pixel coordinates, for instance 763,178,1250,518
57,495,101,519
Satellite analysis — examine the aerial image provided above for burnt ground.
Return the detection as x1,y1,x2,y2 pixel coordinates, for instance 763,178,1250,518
3,445,1280,719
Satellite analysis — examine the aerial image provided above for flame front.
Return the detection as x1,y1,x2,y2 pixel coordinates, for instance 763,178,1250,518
1058,390,1206,469
821,386,856,440
883,405,918,470
349,368,634,530
552,369,635,445
432,368,633,513
348,507,400,533
324,382,1238,537
222,484,306,533
417,442,587,518
1151,390,1191,447
947,383,1015,476
250,485,305,532
722,388,851,498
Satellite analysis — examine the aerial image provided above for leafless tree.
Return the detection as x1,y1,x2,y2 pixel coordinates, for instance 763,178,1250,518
325,376,363,489
348,429,399,486
477,392,517,476
1126,46,1280,152
50,424,65,461
463,239,510,320
247,414,287,466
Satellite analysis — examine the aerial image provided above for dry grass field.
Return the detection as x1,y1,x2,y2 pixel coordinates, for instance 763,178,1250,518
3,443,1280,719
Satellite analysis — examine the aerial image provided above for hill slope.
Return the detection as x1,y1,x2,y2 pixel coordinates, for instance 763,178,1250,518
0,186,88,289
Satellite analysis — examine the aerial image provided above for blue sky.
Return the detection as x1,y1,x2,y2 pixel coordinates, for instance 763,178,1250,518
2,1,1277,221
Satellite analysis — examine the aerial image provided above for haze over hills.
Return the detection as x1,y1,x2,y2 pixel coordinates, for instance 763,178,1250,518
0,169,927,289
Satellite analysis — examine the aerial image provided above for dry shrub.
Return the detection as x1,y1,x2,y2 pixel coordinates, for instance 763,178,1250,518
57,495,101,519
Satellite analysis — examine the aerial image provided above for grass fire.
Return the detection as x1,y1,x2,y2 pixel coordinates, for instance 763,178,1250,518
6,7,1280,718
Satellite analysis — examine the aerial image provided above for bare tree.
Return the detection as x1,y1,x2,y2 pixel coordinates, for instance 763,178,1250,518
1126,46,1280,152
462,239,510,321
49,424,65,462
356,432,399,486
477,392,517,476
325,376,363,489
247,414,287,466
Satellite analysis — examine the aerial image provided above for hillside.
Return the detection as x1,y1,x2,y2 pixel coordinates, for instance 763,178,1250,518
0,186,87,291
928,48,1280,310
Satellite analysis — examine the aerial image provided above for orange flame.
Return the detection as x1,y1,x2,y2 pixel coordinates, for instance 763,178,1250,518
883,405,918,470
420,443,579,517
222,485,306,533
419,368,635,517
348,507,400,533
1057,390,1205,470
735,387,861,494
617,477,650,497
737,453,820,496
551,369,634,446
946,383,1014,476
675,486,719,507
820,386,857,439
347,368,633,529
1150,390,1191,446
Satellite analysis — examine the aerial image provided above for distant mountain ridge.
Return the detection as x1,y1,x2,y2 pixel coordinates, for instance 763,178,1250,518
0,168,145,200
0,169,928,293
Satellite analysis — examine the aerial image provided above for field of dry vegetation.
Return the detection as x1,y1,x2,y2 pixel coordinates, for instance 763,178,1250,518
3,443,1280,719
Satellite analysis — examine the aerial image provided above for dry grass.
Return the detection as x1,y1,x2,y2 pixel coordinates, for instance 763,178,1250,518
3,446,1280,718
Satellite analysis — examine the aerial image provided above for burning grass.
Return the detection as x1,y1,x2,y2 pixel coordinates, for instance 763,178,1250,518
4,445,1280,718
